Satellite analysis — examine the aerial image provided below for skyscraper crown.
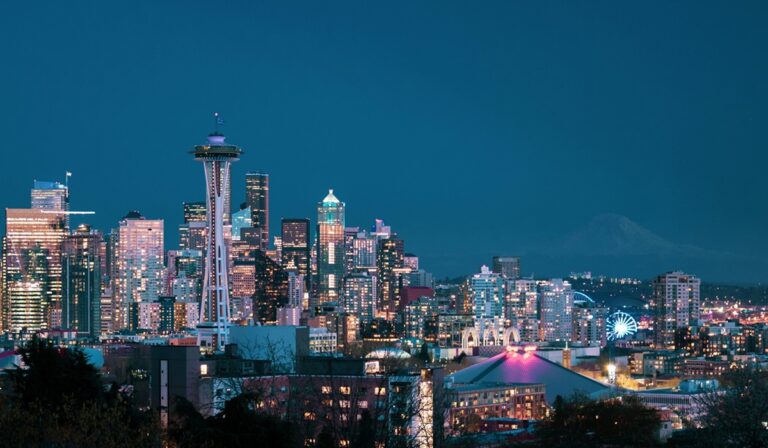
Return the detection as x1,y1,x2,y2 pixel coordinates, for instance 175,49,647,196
322,189,341,205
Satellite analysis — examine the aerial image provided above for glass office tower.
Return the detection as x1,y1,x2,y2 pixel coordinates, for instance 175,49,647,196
316,190,345,308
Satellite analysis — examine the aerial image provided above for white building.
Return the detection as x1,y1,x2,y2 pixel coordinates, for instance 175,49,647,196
470,266,504,319
505,279,539,342
539,279,574,342
309,327,338,354
114,212,164,330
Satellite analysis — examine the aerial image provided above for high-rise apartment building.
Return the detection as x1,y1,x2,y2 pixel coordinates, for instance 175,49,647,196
505,279,539,342
344,227,360,273
352,232,377,270
470,265,504,319
316,190,345,307
245,173,269,251
230,242,257,301
652,271,701,349
114,211,164,330
62,224,103,338
539,278,574,342
342,270,377,327
377,237,404,313
403,254,419,271
2,208,67,332
572,305,608,347
492,256,521,280
281,218,311,290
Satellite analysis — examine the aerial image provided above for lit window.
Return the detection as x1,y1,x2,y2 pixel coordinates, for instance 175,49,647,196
321,386,331,394
340,386,351,395
200,364,208,375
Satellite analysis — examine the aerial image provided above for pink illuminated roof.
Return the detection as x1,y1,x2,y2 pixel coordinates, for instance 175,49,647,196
449,350,611,404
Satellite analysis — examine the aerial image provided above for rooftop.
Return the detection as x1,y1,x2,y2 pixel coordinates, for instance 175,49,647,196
322,189,341,205
191,133,243,159
448,348,612,404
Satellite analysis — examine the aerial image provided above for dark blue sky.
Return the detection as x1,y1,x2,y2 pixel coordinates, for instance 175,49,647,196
1,1,766,282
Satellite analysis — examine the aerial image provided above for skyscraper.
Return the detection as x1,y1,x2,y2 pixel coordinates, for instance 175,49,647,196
114,211,164,330
179,202,207,252
2,208,67,332
281,218,310,291
182,201,207,223
572,305,608,347
652,271,701,349
193,131,242,351
316,190,345,307
351,230,377,270
245,172,269,251
62,224,102,338
344,227,360,273
377,236,404,313
31,180,69,216
505,279,539,342
539,278,574,342
253,250,288,324
231,205,252,241
286,265,305,309
342,270,377,327
469,265,504,319
491,256,521,280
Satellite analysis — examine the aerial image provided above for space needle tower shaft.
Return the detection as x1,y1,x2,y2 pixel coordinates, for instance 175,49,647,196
191,123,242,352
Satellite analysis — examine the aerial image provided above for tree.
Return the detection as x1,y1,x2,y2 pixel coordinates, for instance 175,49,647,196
167,394,296,448
315,425,335,448
353,410,376,448
0,338,160,448
688,366,768,448
8,337,103,407
535,393,661,447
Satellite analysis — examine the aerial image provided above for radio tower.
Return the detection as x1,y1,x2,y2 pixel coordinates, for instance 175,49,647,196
193,115,242,352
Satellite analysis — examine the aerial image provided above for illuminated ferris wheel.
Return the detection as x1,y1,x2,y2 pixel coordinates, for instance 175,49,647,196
606,311,638,341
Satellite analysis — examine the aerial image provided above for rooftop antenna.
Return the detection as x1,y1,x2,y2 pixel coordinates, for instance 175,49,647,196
213,112,224,134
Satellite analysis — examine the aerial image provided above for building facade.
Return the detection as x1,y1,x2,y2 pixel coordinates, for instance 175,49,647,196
491,256,520,280
3,208,67,332
114,211,164,331
281,218,311,291
316,190,345,308
539,279,574,342
245,173,269,251
62,224,103,338
653,271,701,350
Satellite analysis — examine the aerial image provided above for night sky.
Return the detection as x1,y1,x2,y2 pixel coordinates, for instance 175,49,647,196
1,1,766,282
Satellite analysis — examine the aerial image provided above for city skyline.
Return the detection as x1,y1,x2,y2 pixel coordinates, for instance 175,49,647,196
1,2,767,283
1,3,767,445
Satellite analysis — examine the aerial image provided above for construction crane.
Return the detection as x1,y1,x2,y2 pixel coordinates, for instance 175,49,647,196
39,210,95,215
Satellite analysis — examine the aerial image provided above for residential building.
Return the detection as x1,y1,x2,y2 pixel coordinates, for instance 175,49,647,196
653,271,701,350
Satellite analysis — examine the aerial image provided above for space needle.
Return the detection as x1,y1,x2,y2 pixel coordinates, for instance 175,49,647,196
192,114,242,352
